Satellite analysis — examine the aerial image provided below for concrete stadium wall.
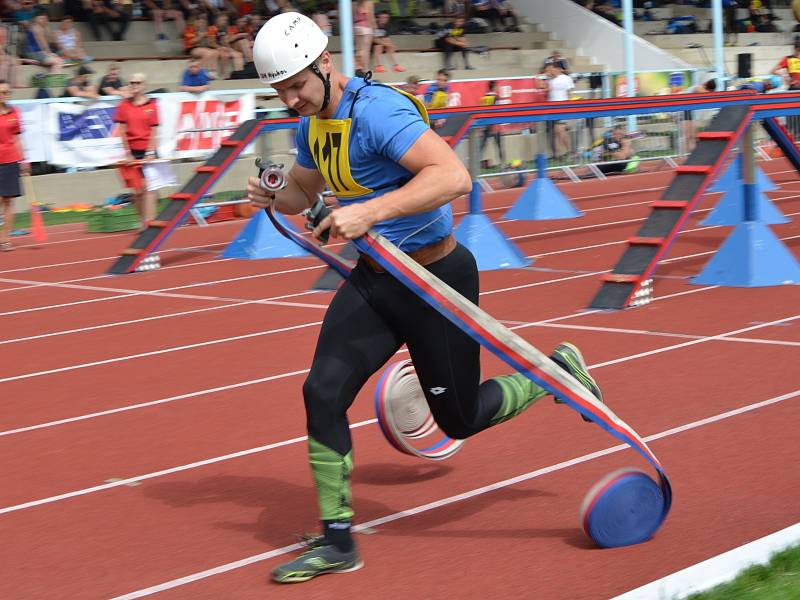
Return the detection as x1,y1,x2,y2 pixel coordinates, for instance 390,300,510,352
520,0,690,71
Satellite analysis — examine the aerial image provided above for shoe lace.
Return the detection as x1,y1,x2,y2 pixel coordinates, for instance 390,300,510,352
295,532,325,549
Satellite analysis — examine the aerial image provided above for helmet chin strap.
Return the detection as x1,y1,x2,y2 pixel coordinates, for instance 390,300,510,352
308,62,331,112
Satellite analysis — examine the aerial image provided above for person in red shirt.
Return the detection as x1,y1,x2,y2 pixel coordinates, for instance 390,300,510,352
0,80,28,252
113,73,160,226
771,36,800,90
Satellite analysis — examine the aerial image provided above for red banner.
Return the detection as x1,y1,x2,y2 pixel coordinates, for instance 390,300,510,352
417,78,545,134
417,77,546,107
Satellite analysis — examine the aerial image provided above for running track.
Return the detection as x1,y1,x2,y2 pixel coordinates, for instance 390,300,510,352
0,160,798,599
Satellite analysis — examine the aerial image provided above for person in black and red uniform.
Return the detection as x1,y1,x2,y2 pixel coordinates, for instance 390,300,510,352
0,80,28,252
113,73,160,227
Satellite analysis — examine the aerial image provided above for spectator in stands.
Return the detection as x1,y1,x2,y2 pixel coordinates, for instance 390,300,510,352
183,14,220,77
84,0,131,42
434,16,474,70
542,50,569,74
143,0,186,41
424,68,450,108
723,0,739,45
591,124,639,174
24,12,65,73
749,0,777,32
99,63,130,97
478,79,505,169
403,74,421,93
470,0,503,31
179,58,212,92
113,72,159,225
372,11,405,73
793,0,800,32
771,36,800,90
0,25,22,88
496,0,521,32
353,0,376,74
311,8,332,35
207,12,244,78
53,15,92,64
12,0,37,25
543,61,574,159
593,1,620,26
63,65,100,98
227,14,254,64
0,80,27,252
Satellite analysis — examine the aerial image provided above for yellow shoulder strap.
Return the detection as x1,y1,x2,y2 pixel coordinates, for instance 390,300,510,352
386,85,431,126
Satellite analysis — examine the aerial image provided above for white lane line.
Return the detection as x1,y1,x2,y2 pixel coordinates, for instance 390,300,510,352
0,264,327,317
0,370,311,437
110,389,800,599
3,161,794,278
611,522,800,600
530,205,800,259
587,314,800,370
0,193,656,296
0,188,657,287
0,276,330,312
0,416,377,516
0,280,719,437
0,321,323,385
0,291,321,346
503,321,800,347
1,312,796,513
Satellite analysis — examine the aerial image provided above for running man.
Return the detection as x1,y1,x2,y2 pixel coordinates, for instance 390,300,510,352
247,12,603,584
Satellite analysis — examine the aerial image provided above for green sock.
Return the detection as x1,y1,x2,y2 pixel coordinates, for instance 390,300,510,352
489,373,549,425
308,437,354,523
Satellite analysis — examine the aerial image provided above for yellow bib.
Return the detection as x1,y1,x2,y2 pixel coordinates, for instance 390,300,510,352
787,57,800,73
479,92,497,106
307,84,430,198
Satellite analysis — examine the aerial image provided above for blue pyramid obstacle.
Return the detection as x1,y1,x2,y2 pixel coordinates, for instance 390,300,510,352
700,183,789,226
708,154,778,193
454,183,531,271
691,221,800,286
502,154,582,221
222,210,310,259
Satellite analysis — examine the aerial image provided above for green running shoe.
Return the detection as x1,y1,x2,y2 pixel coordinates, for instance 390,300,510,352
271,540,363,583
550,342,603,423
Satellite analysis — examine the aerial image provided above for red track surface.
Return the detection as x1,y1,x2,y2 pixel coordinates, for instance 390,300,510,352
1,160,798,599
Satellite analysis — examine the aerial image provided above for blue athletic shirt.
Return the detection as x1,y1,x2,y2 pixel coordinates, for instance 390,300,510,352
295,77,453,252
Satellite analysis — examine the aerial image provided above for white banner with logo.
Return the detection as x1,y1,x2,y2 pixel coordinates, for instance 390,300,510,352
156,93,256,160
35,92,256,167
47,101,126,167
18,103,50,163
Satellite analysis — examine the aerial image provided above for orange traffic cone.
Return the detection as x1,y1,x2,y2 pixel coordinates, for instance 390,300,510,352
25,175,48,244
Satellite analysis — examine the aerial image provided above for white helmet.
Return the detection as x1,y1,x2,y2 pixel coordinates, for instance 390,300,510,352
253,12,329,85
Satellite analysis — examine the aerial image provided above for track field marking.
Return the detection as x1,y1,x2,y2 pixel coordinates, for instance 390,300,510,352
3,161,795,277
0,290,321,346
1,313,796,514
2,237,793,384
0,321,324,385
0,264,329,317
0,369,312,438
0,194,662,295
0,277,330,311
0,280,722,437
529,205,800,259
501,321,800,347
0,187,663,284
109,388,800,599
